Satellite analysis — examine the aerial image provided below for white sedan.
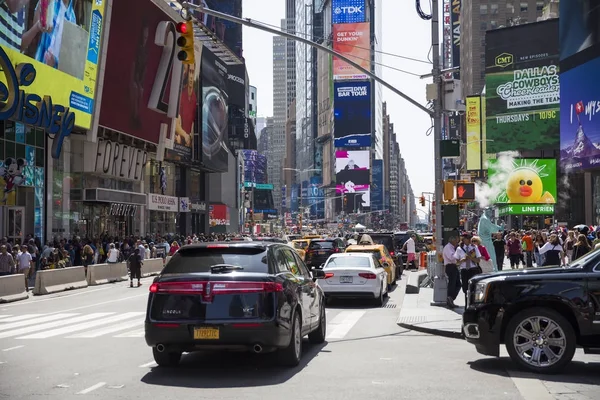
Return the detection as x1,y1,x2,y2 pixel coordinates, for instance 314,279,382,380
314,253,388,306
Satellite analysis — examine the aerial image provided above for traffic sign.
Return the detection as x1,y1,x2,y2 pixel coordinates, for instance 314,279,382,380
456,182,475,201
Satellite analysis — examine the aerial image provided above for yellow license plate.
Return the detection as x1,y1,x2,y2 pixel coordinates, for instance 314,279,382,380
193,327,220,340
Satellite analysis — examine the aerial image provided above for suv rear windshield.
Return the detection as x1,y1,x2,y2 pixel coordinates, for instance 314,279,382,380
309,241,334,249
162,247,269,274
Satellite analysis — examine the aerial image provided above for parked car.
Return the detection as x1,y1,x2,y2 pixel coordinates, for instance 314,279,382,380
345,243,396,290
316,253,388,306
462,249,600,374
305,238,346,268
144,242,326,368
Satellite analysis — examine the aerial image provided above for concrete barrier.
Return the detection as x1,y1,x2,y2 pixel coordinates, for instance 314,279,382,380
141,258,165,277
33,266,88,295
87,262,128,286
405,270,428,294
0,274,29,303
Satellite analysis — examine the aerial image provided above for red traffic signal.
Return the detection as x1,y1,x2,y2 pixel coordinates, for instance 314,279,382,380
420,196,426,207
456,183,475,201
176,22,187,34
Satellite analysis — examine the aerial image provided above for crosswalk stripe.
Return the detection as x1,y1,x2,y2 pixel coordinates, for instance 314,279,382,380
17,312,146,339
67,319,144,338
113,328,145,338
0,315,44,323
326,310,366,339
0,315,13,320
0,313,113,339
0,314,80,332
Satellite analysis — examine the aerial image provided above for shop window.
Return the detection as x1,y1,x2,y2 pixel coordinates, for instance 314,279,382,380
4,125,15,142
480,4,488,14
35,128,45,147
520,2,528,12
16,143,25,160
26,129,35,146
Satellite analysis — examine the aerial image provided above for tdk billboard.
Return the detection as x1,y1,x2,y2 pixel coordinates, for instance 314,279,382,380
332,0,366,24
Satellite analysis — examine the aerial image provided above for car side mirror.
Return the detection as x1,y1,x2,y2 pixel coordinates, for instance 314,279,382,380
312,269,326,279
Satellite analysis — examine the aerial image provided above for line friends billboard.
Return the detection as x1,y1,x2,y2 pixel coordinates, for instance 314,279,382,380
0,0,106,131
333,22,370,81
485,20,560,153
334,82,371,147
487,158,557,205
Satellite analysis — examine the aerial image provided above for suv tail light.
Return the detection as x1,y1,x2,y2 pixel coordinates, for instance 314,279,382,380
324,272,334,279
333,248,341,253
358,272,377,279
390,251,395,256
149,281,284,295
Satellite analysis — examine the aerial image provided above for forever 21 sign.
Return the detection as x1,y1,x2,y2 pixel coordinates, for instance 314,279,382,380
95,138,148,181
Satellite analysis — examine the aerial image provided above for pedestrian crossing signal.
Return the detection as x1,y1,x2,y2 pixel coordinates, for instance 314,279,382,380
176,21,195,65
456,183,475,201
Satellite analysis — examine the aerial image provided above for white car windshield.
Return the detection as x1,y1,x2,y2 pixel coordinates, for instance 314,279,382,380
325,257,372,268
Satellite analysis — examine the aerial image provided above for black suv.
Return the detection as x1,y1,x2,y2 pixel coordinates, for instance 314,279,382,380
145,242,326,367
305,238,345,268
462,249,600,374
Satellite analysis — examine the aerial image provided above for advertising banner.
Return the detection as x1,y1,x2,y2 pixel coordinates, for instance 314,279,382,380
335,150,370,193
201,46,230,172
241,150,267,183
487,158,557,205
290,183,299,213
334,82,371,147
172,44,202,161
450,0,461,79
209,204,230,226
333,22,370,81
282,185,287,209
188,0,243,57
443,0,452,72
308,176,325,219
498,204,555,216
226,63,246,109
371,159,384,211
0,0,106,131
332,0,365,24
485,20,560,153
100,0,180,144
559,0,600,172
465,96,482,171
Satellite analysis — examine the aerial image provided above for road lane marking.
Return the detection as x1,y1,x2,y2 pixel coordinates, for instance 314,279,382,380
0,314,79,331
139,361,157,368
67,319,143,338
507,370,554,400
0,315,43,323
18,312,146,339
326,310,366,339
0,313,113,339
77,382,106,395
2,345,24,352
0,315,13,320
43,293,148,315
0,287,113,307
114,328,145,338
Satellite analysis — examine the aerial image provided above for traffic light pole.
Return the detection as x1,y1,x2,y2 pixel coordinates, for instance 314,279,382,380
430,0,448,306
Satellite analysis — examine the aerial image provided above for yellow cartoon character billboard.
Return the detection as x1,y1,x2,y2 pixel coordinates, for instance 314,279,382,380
488,159,557,204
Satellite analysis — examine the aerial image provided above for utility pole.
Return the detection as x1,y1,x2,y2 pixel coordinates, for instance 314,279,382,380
430,0,448,305
182,1,447,303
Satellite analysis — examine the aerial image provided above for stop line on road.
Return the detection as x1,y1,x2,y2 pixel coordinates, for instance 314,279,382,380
0,309,368,341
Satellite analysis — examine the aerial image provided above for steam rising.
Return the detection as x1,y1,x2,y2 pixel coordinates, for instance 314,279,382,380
475,151,519,208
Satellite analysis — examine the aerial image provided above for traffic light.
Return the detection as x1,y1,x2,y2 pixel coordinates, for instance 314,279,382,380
443,181,455,201
175,21,195,65
402,196,406,204
420,196,426,207
456,183,476,201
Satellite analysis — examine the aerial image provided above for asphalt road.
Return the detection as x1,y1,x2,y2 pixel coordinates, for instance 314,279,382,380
0,276,598,400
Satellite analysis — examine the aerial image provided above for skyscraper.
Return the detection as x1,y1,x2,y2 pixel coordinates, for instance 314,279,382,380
271,23,287,212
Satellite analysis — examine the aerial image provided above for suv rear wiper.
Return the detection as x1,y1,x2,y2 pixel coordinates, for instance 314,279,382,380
210,264,244,273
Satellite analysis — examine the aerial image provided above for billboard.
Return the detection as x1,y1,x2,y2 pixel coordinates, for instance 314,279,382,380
332,0,365,24
487,159,557,205
465,96,482,171
559,0,600,172
371,159,384,211
485,20,560,153
333,22,370,81
201,46,230,172
333,82,371,147
308,176,325,219
209,204,230,226
226,63,246,109
450,0,460,79
335,150,370,193
100,0,180,144
241,150,267,183
0,0,106,131
188,0,243,57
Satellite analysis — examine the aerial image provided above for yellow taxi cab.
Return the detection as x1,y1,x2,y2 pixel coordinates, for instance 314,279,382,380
290,239,311,261
345,238,396,289
303,234,321,240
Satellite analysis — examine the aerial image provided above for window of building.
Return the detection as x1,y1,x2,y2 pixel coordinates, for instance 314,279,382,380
491,4,498,14
490,20,498,29
520,2,528,12
507,3,514,13
536,1,544,11
481,21,487,31
480,4,488,14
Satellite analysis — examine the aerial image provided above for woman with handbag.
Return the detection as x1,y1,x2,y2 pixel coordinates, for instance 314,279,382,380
472,236,494,274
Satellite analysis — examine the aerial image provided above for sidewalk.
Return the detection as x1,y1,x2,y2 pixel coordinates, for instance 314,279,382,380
396,286,464,339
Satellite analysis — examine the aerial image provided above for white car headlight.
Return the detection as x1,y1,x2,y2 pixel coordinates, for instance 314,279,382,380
473,282,490,303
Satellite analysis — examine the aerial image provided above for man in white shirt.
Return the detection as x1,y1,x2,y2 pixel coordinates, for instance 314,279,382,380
453,234,481,305
402,234,417,270
443,235,460,308
17,246,32,292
